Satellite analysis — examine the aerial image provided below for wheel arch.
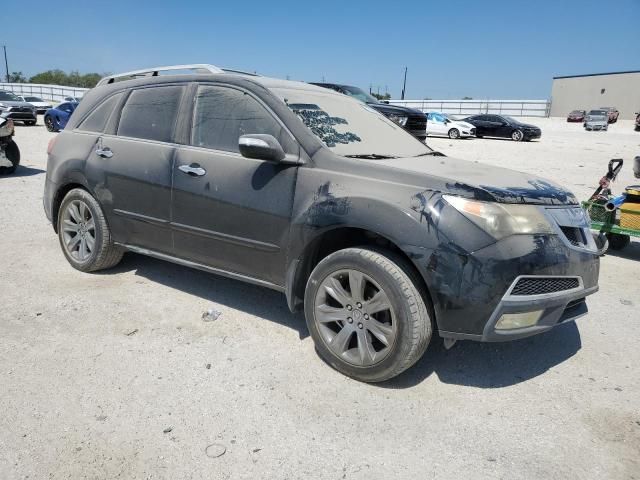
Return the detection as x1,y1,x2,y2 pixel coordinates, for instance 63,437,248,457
284,226,435,324
51,177,92,233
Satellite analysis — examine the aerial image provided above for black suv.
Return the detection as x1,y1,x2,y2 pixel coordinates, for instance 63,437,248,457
44,65,599,382
310,83,427,140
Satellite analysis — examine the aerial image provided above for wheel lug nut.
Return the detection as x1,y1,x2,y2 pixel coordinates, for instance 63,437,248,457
356,302,362,308
357,323,363,329
364,314,369,320
346,305,352,311
347,317,353,323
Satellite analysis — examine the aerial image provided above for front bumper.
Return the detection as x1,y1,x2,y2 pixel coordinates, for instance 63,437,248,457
1,111,37,122
523,130,541,140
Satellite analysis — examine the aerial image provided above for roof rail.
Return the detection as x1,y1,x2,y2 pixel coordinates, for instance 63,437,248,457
96,64,224,86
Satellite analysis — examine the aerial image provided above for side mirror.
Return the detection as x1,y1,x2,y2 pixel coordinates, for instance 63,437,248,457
444,119,450,124
239,134,286,163
382,100,390,104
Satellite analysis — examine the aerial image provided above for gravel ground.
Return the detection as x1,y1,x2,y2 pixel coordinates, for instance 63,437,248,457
1,117,639,479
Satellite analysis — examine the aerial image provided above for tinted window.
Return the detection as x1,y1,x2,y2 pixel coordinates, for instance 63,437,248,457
117,86,183,142
191,85,283,153
78,93,123,133
25,96,43,102
59,103,73,113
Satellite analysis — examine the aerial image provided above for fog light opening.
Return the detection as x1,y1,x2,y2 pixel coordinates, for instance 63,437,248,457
495,311,544,330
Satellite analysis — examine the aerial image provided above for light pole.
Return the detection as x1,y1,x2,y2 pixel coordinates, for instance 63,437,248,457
401,66,407,100
3,46,8,83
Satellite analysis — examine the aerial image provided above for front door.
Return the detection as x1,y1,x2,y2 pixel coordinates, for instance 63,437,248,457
171,84,299,286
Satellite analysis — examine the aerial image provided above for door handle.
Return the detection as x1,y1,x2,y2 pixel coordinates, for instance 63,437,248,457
178,163,206,177
96,147,113,158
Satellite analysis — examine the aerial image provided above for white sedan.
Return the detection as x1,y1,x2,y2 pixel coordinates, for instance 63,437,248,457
426,112,476,139
18,96,53,114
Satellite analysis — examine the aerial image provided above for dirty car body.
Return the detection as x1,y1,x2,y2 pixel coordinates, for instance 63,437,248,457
44,70,600,381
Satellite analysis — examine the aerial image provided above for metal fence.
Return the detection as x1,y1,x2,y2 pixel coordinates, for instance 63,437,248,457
387,99,551,118
0,83,89,103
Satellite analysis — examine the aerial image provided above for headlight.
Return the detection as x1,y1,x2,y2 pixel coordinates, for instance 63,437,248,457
388,114,408,127
443,195,555,240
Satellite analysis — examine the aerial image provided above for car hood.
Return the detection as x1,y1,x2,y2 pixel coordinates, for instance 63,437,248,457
0,100,34,108
368,102,424,117
511,121,540,129
378,155,577,205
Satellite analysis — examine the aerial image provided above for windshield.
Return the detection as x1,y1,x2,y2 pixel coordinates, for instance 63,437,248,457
0,91,20,102
503,116,518,123
589,115,607,121
570,110,583,114
272,87,432,158
339,86,380,105
25,96,43,102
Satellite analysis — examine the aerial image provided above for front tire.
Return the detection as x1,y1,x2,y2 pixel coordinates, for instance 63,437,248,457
0,140,20,175
607,233,630,251
448,128,460,139
511,129,524,141
25,120,37,126
304,247,432,382
57,188,123,272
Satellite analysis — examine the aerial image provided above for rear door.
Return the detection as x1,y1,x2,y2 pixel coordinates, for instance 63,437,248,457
92,85,186,253
171,83,299,285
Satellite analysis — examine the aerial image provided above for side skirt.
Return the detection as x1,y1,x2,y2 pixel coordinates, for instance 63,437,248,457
117,243,285,293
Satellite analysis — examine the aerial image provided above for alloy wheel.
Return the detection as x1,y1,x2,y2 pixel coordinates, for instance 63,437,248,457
45,117,54,132
61,200,96,262
314,269,397,367
512,129,523,141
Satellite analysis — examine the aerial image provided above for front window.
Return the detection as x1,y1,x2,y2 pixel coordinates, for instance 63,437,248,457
0,91,20,102
338,86,380,105
272,87,432,158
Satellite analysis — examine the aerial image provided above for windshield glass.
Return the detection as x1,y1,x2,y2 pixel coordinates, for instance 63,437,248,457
25,96,43,102
272,87,432,158
570,110,583,114
0,91,20,101
339,86,380,105
589,115,607,121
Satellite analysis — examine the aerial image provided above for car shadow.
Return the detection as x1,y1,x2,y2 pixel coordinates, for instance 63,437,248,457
103,252,309,339
603,239,640,261
99,252,583,387
380,321,581,389
0,166,46,177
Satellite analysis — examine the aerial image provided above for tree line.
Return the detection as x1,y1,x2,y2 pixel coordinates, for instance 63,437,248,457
5,70,107,88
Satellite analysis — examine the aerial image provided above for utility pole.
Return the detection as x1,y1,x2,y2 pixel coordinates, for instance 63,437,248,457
3,46,8,83
401,66,407,100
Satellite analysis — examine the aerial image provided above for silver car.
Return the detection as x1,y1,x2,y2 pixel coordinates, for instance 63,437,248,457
584,110,608,131
0,90,38,126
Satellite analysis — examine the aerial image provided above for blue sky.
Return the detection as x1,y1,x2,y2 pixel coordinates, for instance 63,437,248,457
3,0,639,99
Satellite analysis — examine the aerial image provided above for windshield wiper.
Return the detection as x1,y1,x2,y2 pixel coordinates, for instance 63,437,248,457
414,151,446,157
344,154,398,160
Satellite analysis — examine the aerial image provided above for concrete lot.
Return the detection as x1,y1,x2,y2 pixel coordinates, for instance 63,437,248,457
0,117,639,479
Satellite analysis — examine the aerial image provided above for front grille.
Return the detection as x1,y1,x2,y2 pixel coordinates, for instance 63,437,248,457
511,277,580,296
560,226,586,247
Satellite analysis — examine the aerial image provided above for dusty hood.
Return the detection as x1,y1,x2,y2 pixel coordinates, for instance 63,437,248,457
379,155,578,206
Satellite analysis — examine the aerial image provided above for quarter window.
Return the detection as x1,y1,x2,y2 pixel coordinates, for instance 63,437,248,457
78,92,123,133
117,86,183,142
191,85,283,153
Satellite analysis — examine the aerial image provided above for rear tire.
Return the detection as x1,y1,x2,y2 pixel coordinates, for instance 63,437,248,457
607,233,630,251
0,140,20,175
25,120,37,126
57,188,123,272
304,247,432,383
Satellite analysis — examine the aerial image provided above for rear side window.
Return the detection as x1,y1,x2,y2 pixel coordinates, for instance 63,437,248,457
117,86,183,142
191,85,283,153
78,92,123,133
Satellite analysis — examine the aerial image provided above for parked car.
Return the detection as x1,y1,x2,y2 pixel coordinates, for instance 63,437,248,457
64,96,82,103
599,107,619,123
463,114,541,141
635,112,640,132
584,112,609,131
566,110,586,122
44,102,78,132
0,90,37,125
310,82,427,140
426,112,475,139
19,96,53,114
44,64,600,382
0,117,20,175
